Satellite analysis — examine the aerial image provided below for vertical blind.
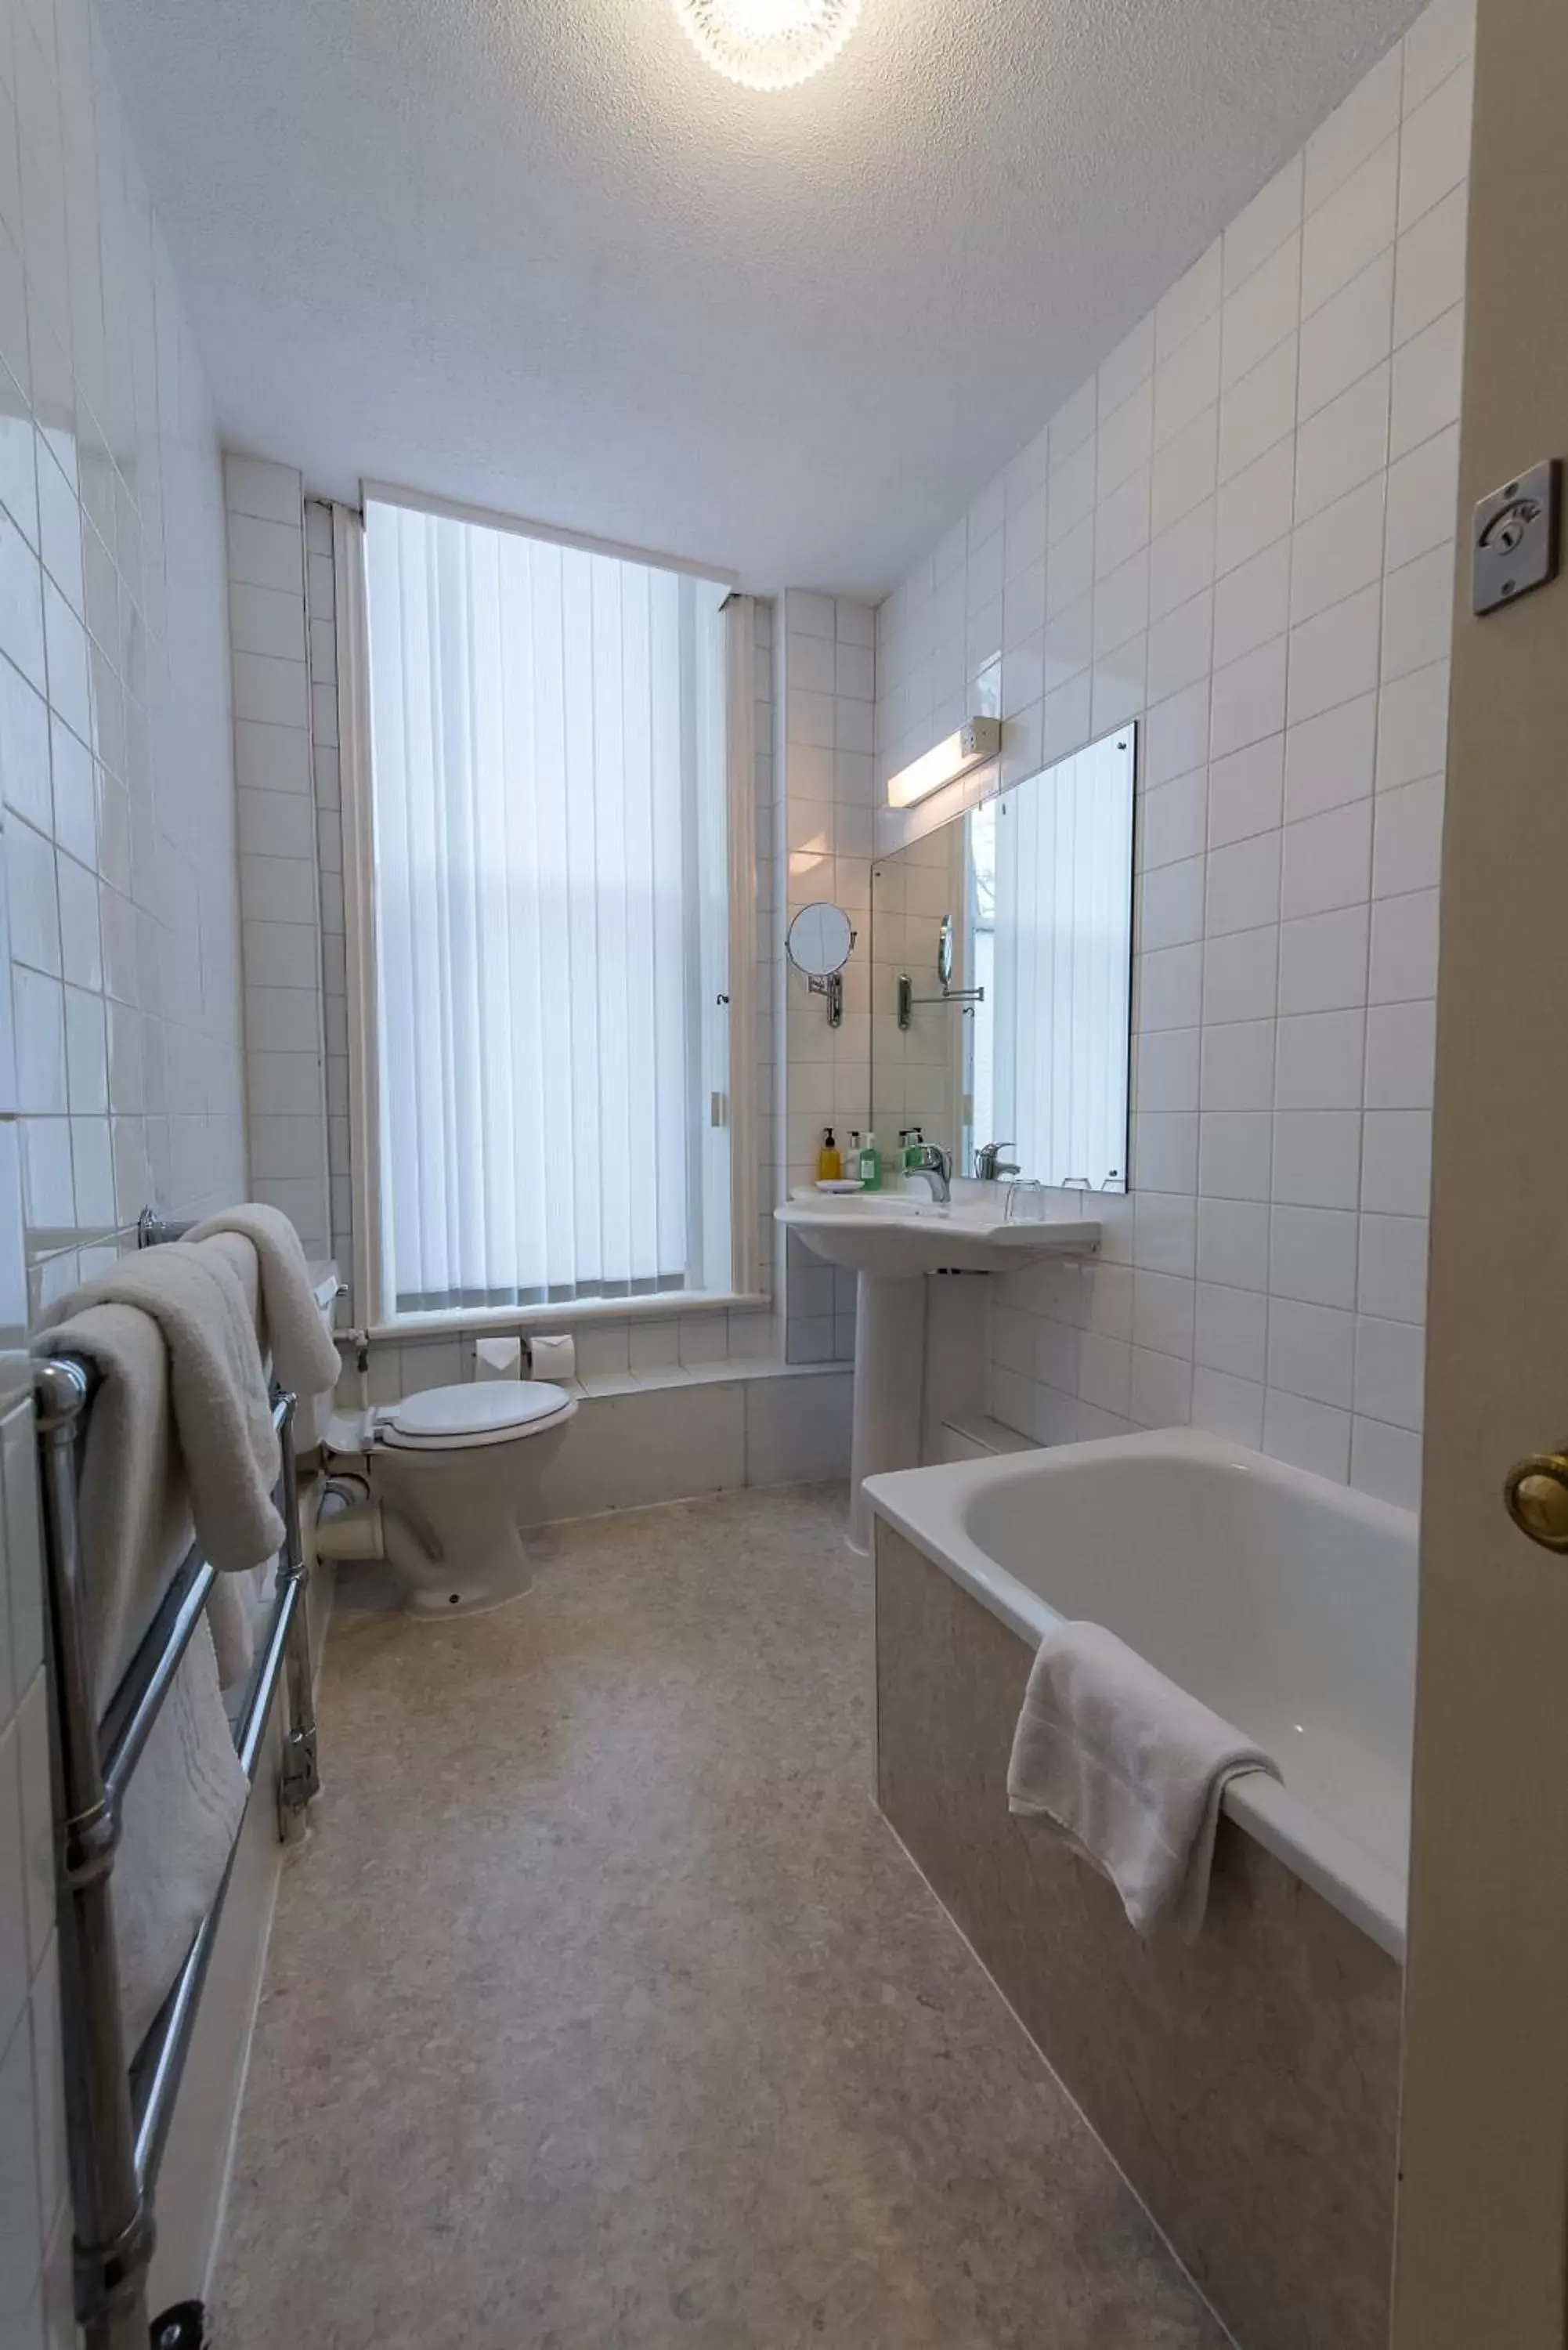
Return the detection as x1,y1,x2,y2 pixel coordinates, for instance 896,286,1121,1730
363,498,731,1312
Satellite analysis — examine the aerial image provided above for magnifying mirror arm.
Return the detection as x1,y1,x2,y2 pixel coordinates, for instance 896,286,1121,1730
896,974,985,1030
807,971,844,1027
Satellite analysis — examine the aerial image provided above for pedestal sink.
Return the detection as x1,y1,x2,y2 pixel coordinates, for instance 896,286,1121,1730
775,1190,1100,1549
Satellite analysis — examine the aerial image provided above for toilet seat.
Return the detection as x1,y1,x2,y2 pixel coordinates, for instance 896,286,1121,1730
378,1379,576,1452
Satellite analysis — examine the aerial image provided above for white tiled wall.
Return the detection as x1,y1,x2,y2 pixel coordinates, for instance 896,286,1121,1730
873,0,1474,1512
775,588,877,1363
0,0,247,2334
225,455,331,1260
511,1360,852,1525
4,2,245,1319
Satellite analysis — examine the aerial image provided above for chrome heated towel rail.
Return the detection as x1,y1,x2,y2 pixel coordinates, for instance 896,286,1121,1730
34,1361,320,2349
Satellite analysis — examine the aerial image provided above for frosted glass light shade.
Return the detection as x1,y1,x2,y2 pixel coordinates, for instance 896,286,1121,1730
671,0,861,89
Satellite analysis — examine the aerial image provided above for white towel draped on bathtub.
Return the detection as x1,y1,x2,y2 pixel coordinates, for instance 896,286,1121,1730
1006,1620,1281,1938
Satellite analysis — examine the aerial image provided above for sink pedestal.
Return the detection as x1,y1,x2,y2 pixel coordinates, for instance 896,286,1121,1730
774,1191,1100,1553
848,1273,927,1552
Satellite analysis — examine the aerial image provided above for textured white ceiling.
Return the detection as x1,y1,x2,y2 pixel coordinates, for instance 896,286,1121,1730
104,0,1422,595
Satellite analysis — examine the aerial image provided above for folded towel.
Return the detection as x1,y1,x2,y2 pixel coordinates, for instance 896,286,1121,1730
113,1618,248,2052
184,1204,340,1401
37,1242,284,1577
1006,1620,1280,1938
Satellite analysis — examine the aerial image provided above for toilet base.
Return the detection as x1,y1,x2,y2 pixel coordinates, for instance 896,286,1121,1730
331,1546,536,1620
402,1567,534,1620
390,1504,538,1618
322,1392,576,1622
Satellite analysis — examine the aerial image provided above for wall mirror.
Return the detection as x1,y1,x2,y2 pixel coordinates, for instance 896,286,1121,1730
870,724,1135,1191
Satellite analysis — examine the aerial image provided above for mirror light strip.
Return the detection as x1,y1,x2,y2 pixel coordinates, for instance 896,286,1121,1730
886,716,1001,808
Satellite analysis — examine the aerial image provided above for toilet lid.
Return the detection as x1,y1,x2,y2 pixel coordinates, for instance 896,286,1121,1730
381,1379,574,1449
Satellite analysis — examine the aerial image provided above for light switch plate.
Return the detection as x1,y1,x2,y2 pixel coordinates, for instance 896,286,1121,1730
1472,458,1560,616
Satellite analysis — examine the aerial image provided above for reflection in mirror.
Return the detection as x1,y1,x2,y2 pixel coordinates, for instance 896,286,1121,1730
936,910,955,989
786,900,854,978
871,725,1135,1191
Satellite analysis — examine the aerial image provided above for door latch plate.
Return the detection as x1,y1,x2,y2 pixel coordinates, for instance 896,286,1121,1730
1472,458,1560,616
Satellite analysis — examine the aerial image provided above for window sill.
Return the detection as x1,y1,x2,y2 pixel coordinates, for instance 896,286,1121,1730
569,1357,847,1399
368,1291,771,1343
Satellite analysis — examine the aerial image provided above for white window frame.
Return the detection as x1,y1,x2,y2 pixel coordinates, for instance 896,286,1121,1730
333,490,760,1334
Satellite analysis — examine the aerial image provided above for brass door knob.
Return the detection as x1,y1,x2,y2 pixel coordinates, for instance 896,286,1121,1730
1503,1451,1568,1549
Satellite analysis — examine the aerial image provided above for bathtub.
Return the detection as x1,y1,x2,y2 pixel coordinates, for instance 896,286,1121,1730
865,1426,1417,2350
865,1423,1416,1958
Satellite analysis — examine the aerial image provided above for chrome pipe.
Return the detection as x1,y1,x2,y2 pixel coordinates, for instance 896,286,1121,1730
38,1355,320,2345
101,1395,288,1813
99,1562,216,1817
34,1355,151,2350
131,1567,303,2186
135,1209,197,1249
272,1392,320,1831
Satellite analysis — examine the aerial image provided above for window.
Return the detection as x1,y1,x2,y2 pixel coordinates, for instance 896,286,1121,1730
357,495,740,1318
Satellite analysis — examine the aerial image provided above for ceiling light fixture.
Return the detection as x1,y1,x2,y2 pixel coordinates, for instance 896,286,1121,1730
887,718,1002,808
671,0,860,90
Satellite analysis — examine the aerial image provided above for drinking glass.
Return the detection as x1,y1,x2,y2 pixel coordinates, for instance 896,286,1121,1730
1004,1179,1048,1223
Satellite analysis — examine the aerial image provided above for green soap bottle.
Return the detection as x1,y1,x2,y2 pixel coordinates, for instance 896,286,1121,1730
858,1130,883,1191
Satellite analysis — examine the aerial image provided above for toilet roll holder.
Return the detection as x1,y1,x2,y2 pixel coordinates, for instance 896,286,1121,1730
526,1333,576,1380
472,1332,576,1381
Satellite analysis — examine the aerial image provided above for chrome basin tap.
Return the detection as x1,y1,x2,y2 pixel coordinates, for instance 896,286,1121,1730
973,1140,1019,1181
906,1142,952,1202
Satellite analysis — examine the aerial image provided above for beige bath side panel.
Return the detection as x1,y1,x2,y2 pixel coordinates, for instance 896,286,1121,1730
1392,2,1568,2343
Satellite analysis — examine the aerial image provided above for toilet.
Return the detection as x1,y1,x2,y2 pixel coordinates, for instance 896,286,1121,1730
302,1281,577,1614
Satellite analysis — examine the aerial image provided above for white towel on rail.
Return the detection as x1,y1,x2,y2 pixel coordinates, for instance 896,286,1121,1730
38,1241,284,1575
113,1618,248,2052
1006,1620,1280,1938
34,1300,192,1705
197,1226,285,1687
34,1253,285,2048
31,1292,255,2049
185,1203,341,1401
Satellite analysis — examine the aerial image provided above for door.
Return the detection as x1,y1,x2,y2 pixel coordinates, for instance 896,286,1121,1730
1392,2,1568,2341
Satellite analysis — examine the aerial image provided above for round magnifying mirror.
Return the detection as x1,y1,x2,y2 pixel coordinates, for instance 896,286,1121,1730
786,901,854,979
